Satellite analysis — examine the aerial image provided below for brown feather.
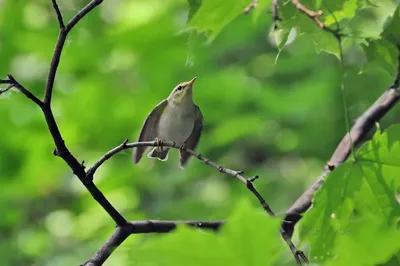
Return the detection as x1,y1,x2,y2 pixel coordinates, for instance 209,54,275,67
133,100,168,164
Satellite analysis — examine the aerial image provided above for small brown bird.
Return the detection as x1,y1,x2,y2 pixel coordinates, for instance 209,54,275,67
132,77,203,168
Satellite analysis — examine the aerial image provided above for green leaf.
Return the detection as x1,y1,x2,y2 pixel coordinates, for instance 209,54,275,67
252,0,272,22
131,199,285,266
186,0,250,42
271,28,291,51
187,0,202,23
326,214,400,266
300,124,400,264
362,39,399,76
344,0,399,39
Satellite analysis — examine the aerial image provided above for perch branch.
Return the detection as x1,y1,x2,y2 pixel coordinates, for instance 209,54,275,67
88,140,308,265
283,53,400,237
90,140,274,215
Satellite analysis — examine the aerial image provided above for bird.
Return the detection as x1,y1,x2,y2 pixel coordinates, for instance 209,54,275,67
132,77,203,168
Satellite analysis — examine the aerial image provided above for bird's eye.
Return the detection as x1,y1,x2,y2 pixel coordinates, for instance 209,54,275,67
176,85,183,91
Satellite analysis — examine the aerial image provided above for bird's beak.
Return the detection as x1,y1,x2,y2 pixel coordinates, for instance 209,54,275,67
188,77,196,86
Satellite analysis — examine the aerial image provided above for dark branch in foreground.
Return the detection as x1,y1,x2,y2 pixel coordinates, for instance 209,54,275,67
83,220,224,266
283,60,400,237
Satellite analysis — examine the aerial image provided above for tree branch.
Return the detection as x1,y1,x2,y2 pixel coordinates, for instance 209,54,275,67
88,139,308,265
1,0,123,228
244,0,258,14
51,0,65,29
283,63,400,237
0,75,43,107
83,220,224,266
43,0,103,105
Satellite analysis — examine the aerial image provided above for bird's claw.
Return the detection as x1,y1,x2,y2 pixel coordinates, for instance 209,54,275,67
179,143,186,152
155,137,163,151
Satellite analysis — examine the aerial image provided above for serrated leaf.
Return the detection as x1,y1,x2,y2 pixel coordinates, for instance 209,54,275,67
326,214,400,266
300,124,400,264
185,0,249,42
312,31,340,58
362,39,399,76
344,0,399,39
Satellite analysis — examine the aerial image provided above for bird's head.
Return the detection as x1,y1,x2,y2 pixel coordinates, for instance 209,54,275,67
168,77,196,104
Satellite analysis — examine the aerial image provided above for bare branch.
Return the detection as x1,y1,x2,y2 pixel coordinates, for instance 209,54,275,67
83,220,224,266
52,0,65,29
292,0,324,28
90,140,276,216
0,75,43,107
244,0,258,14
65,0,104,33
44,0,103,105
283,68,400,237
0,84,14,94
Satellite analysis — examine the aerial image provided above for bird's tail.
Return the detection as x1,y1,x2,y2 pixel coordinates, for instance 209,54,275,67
147,147,169,161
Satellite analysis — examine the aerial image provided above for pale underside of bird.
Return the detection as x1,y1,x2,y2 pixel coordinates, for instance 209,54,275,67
132,78,203,168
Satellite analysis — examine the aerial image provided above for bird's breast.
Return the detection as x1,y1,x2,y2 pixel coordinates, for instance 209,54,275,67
157,104,195,145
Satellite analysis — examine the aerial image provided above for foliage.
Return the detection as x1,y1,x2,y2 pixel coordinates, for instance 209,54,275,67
0,0,399,265
130,200,284,266
301,125,400,265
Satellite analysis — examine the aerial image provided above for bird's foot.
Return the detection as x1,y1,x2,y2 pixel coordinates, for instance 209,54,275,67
179,143,186,153
155,137,163,151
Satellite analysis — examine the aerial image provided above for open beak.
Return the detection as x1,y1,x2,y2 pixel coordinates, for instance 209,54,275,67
188,77,196,86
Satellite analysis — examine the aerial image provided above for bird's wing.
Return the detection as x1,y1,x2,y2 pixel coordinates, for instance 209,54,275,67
180,105,203,168
133,100,168,164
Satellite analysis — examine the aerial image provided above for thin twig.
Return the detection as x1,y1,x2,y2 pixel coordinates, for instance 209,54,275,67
290,0,339,35
43,0,103,104
272,0,281,29
90,140,275,216
292,0,324,28
65,0,104,33
52,0,65,29
0,84,14,94
0,75,44,106
244,0,258,14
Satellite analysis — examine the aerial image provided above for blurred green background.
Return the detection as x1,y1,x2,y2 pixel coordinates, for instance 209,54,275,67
0,0,399,265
